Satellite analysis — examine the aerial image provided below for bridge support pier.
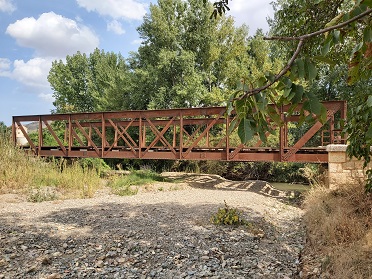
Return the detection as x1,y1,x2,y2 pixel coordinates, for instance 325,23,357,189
326,145,371,189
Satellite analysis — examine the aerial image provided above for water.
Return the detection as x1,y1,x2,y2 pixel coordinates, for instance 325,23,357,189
270,182,310,192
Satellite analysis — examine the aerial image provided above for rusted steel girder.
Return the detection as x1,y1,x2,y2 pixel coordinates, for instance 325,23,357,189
12,101,346,163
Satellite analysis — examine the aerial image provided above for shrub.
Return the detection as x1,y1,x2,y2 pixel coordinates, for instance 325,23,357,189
210,200,247,226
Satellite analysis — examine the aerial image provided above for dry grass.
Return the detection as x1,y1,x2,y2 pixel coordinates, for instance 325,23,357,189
303,182,372,278
0,134,101,201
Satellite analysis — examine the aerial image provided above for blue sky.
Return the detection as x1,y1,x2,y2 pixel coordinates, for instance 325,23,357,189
0,0,274,126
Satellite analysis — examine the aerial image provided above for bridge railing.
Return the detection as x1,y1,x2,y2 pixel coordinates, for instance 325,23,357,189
12,101,347,163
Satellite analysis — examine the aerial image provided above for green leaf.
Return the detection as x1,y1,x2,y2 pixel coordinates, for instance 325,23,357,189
361,0,372,7
308,96,323,115
236,79,245,90
283,88,292,98
296,58,305,79
313,56,336,67
324,13,344,28
291,84,304,104
265,73,276,83
364,26,372,42
350,6,367,18
267,106,282,125
305,59,317,81
235,99,246,115
282,77,292,88
257,76,267,87
332,30,341,44
367,96,372,107
238,118,254,143
347,61,360,85
227,96,235,116
228,118,239,134
366,125,372,139
322,39,332,56
319,105,328,124
276,81,285,91
351,42,363,55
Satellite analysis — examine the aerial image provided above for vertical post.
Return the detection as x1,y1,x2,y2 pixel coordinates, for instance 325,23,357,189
226,111,230,161
341,101,347,144
114,128,118,147
279,105,284,162
38,116,43,156
341,101,347,120
179,111,183,159
68,115,72,156
173,125,177,148
11,117,16,146
206,130,210,148
89,125,92,145
64,123,68,144
330,115,335,144
142,125,146,147
284,120,288,148
101,113,105,158
139,115,142,158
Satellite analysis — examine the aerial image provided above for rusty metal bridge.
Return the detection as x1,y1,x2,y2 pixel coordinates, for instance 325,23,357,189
12,101,346,163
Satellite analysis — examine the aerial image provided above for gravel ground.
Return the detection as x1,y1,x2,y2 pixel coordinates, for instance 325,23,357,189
0,174,305,279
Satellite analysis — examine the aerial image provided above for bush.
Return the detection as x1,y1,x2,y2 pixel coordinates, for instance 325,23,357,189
211,201,247,226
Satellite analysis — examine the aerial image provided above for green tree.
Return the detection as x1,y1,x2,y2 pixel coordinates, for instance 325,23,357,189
48,48,131,113
132,0,255,109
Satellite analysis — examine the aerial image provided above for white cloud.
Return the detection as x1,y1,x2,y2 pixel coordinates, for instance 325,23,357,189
6,12,99,57
1,58,55,104
12,58,53,89
77,0,147,20
0,0,15,13
229,0,274,35
107,20,126,35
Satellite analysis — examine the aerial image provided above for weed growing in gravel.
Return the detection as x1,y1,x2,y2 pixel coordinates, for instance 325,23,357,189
211,201,265,237
211,201,247,226
27,187,59,202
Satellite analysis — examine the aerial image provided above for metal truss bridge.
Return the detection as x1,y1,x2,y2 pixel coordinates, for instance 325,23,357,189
12,101,346,163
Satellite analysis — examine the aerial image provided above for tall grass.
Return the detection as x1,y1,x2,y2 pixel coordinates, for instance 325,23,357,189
0,134,101,201
303,182,372,278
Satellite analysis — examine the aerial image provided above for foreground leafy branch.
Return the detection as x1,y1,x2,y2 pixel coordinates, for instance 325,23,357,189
235,8,372,100
210,0,372,191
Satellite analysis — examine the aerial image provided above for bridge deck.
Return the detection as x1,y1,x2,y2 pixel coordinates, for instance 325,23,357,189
36,146,328,162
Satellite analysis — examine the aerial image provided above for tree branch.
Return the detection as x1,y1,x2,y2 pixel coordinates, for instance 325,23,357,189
237,39,305,100
265,8,372,41
235,8,372,101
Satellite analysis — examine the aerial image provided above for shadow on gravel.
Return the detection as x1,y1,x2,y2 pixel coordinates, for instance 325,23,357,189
162,172,304,207
0,200,303,278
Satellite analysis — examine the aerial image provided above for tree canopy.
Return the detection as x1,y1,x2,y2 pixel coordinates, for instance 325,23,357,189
48,48,132,113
